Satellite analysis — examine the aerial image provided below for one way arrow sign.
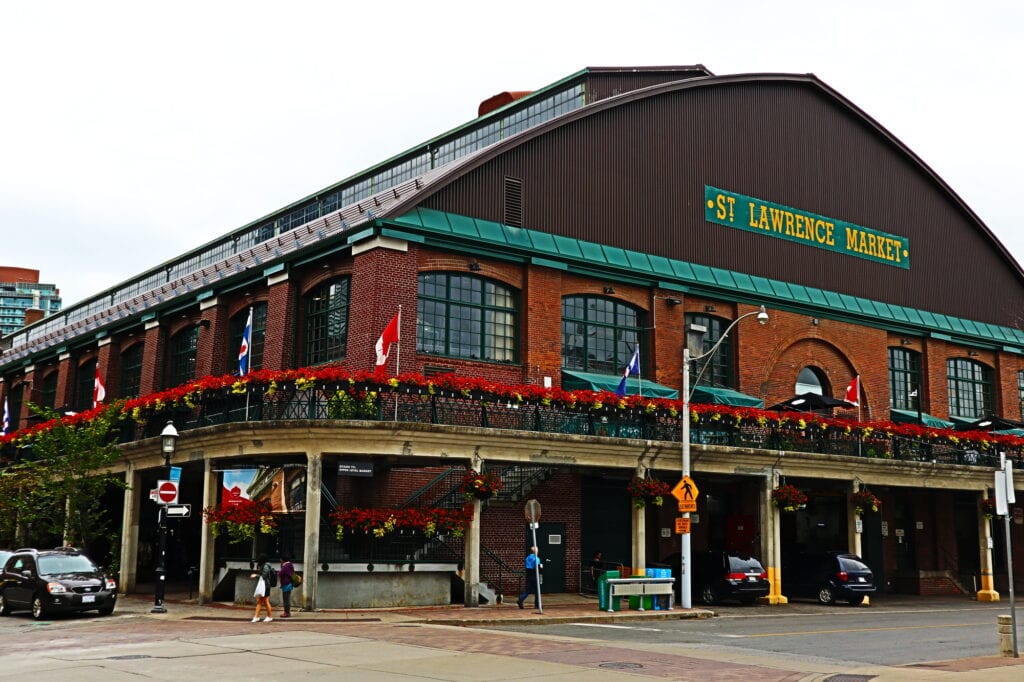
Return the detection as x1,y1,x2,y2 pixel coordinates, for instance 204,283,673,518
165,504,191,518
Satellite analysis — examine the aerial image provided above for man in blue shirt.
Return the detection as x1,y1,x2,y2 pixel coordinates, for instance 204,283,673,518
516,546,543,609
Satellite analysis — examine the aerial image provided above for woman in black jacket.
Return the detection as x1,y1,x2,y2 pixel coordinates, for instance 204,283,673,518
249,554,274,622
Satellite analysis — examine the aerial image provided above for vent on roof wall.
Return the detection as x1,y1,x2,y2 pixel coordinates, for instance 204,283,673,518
504,177,523,228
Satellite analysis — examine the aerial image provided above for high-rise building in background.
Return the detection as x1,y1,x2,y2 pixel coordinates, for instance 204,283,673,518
0,267,62,337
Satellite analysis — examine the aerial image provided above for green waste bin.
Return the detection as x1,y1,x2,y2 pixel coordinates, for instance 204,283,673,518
629,570,653,610
598,570,620,611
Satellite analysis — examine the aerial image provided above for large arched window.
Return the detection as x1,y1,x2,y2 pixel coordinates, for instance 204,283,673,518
685,314,734,388
562,296,645,375
120,343,143,399
304,278,350,365
888,347,921,410
417,273,518,362
167,326,199,388
75,359,98,412
39,371,58,410
947,358,993,419
795,366,829,395
229,302,267,373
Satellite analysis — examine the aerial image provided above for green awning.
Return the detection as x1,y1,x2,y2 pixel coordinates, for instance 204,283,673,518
560,369,679,399
889,408,955,429
689,385,764,408
994,428,1024,437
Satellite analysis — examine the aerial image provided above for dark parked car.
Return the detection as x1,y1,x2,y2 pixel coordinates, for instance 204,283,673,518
665,550,771,605
0,547,117,619
784,551,875,605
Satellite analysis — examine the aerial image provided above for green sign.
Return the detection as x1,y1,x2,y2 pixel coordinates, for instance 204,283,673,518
704,185,909,269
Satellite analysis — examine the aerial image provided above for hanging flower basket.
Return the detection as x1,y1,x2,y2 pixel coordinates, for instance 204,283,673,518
458,469,504,503
851,489,882,515
203,498,278,544
329,507,473,541
771,484,808,512
980,497,996,520
627,476,671,508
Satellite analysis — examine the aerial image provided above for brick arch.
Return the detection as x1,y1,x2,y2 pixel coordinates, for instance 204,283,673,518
763,336,861,411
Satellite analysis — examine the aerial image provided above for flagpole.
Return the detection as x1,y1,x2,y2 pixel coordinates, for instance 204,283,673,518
243,305,253,422
638,348,643,398
394,305,402,421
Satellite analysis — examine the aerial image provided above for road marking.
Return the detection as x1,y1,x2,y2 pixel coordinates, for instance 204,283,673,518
569,623,663,632
738,622,991,638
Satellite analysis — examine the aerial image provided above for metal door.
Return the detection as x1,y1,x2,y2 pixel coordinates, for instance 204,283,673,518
530,522,566,593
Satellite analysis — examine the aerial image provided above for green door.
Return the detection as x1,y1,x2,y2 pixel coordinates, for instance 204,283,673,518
530,523,566,593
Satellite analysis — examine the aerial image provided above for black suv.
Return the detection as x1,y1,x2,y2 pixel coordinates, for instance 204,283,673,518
0,547,117,619
665,550,771,605
784,551,875,605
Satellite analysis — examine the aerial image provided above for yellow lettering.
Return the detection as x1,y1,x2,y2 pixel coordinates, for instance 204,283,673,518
769,207,784,233
759,205,770,230
785,211,795,235
824,222,835,246
748,202,758,228
891,239,901,262
716,194,736,222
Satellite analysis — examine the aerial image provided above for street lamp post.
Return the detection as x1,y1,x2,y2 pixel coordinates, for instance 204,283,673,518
152,420,178,614
680,305,768,609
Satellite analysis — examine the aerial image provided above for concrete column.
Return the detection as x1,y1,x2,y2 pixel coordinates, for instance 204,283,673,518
978,489,1000,602
302,451,323,611
631,465,647,576
463,499,482,607
760,472,787,604
848,481,869,605
119,464,142,593
197,457,219,603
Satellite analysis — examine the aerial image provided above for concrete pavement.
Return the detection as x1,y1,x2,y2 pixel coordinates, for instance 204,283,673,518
2,592,1023,680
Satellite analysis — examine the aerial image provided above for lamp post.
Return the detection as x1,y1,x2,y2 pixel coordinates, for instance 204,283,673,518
680,305,768,609
152,420,178,614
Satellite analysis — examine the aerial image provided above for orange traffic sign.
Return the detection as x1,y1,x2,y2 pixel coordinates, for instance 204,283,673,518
671,476,699,503
678,499,697,513
675,517,691,534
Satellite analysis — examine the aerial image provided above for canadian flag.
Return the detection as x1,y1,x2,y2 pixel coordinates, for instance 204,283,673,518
93,368,107,408
374,312,401,379
844,375,860,407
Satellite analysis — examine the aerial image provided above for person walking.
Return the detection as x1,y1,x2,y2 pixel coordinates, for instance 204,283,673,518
278,555,295,618
516,546,543,609
250,554,274,622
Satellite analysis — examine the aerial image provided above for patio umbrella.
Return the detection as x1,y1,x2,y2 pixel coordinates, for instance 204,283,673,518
768,392,854,412
954,415,1024,432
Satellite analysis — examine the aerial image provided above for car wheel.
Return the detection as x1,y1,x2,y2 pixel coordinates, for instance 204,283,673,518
32,595,48,620
97,605,115,616
817,586,836,605
848,594,866,606
0,592,10,616
699,584,717,605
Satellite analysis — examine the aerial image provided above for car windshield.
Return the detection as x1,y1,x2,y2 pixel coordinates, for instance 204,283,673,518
837,556,870,572
727,555,763,572
38,554,98,575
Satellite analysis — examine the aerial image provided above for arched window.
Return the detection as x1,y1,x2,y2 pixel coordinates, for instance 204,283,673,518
685,314,734,388
795,366,829,395
229,302,267,373
888,347,921,410
6,382,24,433
562,296,645,375
75,359,98,412
304,278,350,365
39,371,58,410
947,358,993,419
120,343,144,399
167,326,199,388
417,273,518,362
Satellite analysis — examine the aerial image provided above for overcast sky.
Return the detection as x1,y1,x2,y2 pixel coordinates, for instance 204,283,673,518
2,1,1021,307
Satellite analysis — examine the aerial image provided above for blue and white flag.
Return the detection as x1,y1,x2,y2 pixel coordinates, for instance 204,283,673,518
238,306,253,376
616,347,641,397
2,397,9,436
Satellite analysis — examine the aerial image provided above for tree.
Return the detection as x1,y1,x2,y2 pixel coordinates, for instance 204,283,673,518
0,403,127,551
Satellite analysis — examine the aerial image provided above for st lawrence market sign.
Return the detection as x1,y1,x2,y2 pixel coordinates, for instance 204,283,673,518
704,185,910,269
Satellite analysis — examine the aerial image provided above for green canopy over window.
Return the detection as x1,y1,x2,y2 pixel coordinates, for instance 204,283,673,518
689,385,764,408
560,369,679,399
889,408,955,429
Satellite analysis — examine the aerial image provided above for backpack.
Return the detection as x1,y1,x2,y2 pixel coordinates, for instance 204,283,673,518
291,572,303,588
267,564,278,588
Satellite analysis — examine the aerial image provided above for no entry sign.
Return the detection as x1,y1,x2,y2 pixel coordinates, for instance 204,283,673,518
156,480,178,505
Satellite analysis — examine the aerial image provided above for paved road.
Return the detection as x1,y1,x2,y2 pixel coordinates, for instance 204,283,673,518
493,596,1024,667
1,594,1023,680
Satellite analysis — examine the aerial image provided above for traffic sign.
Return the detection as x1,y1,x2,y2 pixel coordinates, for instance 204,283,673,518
166,503,191,518
156,480,178,505
672,476,699,503
675,517,691,534
524,499,542,523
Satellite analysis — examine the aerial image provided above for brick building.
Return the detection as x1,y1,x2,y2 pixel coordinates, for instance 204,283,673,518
1,65,1022,608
